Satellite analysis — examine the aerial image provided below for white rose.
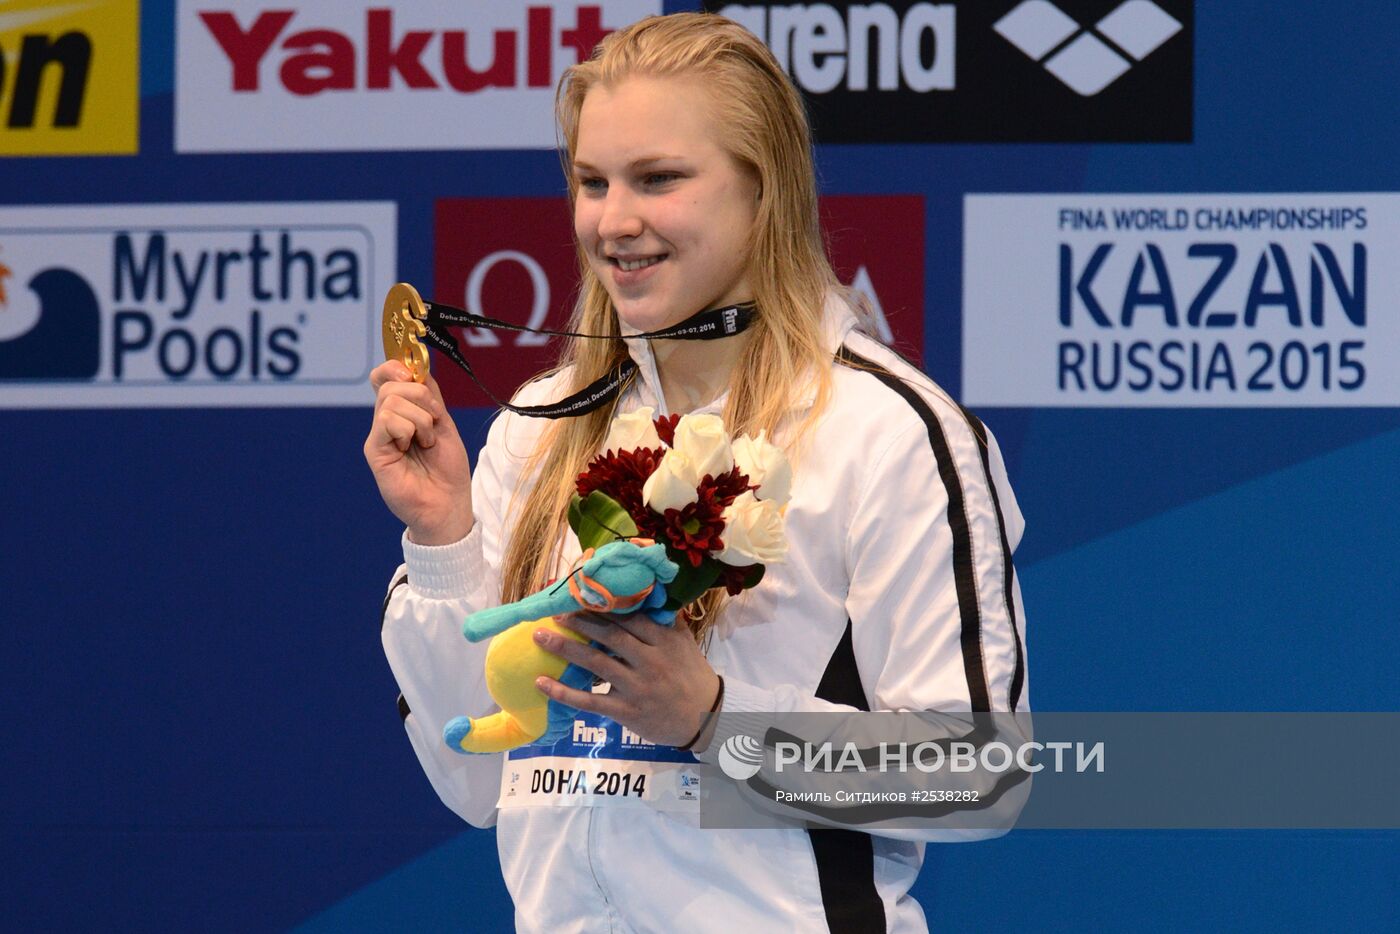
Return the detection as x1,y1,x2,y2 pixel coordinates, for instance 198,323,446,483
716,491,787,565
671,413,733,481
604,406,663,453
642,450,700,514
731,430,793,505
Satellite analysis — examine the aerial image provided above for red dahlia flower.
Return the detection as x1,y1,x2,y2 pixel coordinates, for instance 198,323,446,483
654,466,756,567
706,465,756,504
718,564,751,596
656,501,727,567
576,447,666,535
653,413,682,447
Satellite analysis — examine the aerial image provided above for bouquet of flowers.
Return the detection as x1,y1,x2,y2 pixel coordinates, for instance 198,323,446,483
568,408,792,610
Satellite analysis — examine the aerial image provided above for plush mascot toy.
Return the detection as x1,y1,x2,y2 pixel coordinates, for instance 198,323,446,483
443,538,679,754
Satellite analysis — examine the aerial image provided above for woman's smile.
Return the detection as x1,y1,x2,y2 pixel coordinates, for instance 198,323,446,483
612,254,667,272
608,252,669,288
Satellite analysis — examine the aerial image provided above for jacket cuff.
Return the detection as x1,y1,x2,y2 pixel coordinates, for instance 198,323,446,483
691,676,777,765
401,524,482,598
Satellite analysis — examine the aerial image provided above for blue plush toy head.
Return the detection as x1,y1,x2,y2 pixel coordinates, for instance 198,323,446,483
575,540,678,611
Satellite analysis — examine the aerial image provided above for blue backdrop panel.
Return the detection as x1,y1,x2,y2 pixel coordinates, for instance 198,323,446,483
2,0,1397,930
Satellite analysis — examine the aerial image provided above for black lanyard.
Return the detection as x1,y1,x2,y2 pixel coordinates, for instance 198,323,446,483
419,297,756,418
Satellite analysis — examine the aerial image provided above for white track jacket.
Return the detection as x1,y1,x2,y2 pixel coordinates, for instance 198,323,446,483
381,297,1029,933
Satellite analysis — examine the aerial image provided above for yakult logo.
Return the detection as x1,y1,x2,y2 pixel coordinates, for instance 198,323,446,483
198,7,610,95
176,1,662,152
0,202,395,409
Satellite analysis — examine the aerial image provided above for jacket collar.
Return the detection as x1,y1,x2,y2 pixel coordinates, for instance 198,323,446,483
620,291,859,416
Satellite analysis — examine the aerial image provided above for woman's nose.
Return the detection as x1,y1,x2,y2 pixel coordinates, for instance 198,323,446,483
597,188,644,241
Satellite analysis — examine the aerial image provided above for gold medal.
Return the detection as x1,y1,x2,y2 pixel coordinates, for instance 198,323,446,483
381,282,430,383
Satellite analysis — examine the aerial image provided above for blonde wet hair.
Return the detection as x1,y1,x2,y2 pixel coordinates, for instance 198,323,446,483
500,12,853,640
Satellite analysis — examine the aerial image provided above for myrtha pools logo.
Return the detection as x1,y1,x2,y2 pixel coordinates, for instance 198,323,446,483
994,0,1183,96
0,203,395,408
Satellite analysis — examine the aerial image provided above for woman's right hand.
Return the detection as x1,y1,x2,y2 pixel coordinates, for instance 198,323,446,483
364,361,474,545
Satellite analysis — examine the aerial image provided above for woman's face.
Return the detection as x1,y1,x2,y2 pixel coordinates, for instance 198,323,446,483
572,74,759,333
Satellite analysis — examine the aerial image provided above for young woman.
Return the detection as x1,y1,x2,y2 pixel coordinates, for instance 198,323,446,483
367,13,1028,932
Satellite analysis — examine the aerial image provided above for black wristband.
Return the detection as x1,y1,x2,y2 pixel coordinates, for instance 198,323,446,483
678,675,725,752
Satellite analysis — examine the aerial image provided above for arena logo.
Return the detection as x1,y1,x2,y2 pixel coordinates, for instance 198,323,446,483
962,194,1394,408
703,0,1193,142
0,203,395,408
715,2,955,93
0,0,137,156
993,0,1182,96
176,1,662,152
432,195,925,409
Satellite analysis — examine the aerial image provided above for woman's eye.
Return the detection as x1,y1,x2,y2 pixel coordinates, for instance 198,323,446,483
579,177,606,193
645,172,680,186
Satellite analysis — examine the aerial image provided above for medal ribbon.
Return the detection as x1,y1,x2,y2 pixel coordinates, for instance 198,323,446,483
415,295,757,419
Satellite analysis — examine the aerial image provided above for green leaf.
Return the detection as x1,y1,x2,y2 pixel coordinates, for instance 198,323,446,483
569,491,638,552
741,562,765,590
567,494,585,539
663,555,722,609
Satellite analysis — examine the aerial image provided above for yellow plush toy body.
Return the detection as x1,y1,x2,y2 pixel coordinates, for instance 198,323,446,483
463,618,590,753
443,538,679,754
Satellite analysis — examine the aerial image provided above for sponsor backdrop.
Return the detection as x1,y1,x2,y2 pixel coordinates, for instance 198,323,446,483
2,0,1396,929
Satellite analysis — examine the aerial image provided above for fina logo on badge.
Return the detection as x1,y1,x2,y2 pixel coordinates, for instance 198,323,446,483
0,203,396,409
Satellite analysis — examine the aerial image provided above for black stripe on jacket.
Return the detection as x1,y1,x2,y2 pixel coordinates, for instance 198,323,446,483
808,620,886,934
955,406,1027,711
835,345,1006,712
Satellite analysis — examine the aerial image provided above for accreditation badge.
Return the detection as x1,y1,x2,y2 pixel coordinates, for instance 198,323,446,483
497,706,703,813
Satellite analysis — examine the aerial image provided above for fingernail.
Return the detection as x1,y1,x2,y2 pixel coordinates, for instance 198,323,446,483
535,677,548,692
533,630,549,646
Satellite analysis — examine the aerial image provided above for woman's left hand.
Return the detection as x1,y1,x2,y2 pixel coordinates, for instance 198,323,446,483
533,612,720,748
